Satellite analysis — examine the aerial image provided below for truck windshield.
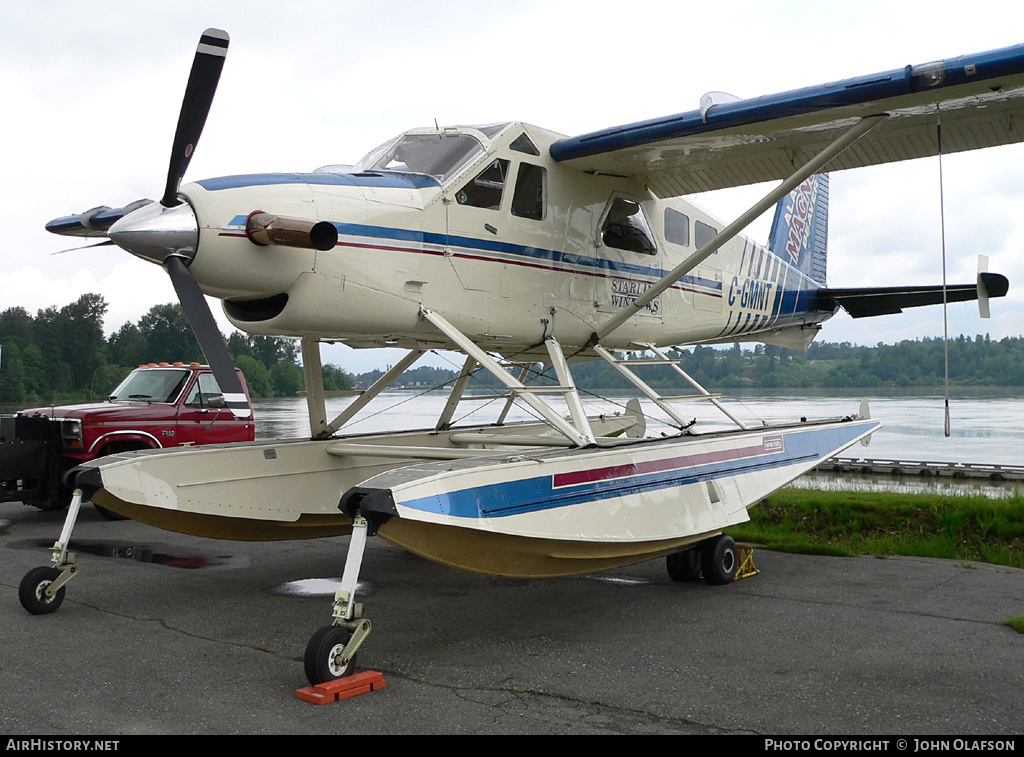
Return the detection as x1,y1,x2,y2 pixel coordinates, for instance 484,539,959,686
108,369,190,403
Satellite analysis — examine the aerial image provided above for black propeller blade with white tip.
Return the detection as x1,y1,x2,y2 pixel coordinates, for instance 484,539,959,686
162,28,229,208
164,256,250,418
157,29,249,416
45,29,248,417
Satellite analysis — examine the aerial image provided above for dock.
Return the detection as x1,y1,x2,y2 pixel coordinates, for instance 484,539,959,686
818,457,1024,481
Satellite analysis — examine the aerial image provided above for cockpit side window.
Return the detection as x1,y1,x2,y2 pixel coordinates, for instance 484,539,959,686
455,159,509,210
601,198,657,255
511,163,546,221
510,133,540,156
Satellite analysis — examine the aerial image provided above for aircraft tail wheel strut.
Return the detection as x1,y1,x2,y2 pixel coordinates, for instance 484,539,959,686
19,488,85,615
305,515,373,685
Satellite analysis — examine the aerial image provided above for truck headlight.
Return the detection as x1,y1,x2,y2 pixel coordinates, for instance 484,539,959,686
60,419,83,449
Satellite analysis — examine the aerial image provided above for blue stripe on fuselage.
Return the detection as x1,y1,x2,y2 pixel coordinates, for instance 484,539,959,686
223,217,724,293
197,171,441,191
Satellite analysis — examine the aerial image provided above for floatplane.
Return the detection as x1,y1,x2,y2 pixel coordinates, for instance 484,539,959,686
25,28,1017,685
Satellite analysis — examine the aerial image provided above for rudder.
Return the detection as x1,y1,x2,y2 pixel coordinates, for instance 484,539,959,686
767,173,829,284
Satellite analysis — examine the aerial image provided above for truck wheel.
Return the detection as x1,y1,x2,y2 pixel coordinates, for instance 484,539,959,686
19,566,65,614
90,444,144,520
32,484,74,512
35,499,69,512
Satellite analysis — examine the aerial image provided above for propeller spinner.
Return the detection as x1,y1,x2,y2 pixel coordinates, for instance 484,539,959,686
46,28,249,418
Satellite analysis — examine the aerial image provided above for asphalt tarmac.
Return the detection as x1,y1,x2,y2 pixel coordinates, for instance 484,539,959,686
1,498,1022,736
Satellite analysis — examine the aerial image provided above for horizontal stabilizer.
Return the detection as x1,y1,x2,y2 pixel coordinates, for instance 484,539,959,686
821,273,1008,318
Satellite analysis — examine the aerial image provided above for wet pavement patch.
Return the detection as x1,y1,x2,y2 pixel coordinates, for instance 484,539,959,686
11,538,250,570
268,577,375,598
585,573,651,586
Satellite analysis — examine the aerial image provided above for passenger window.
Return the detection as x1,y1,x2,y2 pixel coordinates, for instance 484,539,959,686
511,163,546,220
601,198,656,255
665,208,690,246
695,220,718,249
455,158,509,210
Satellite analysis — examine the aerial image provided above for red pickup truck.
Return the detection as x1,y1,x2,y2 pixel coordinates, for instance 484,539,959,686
0,362,254,515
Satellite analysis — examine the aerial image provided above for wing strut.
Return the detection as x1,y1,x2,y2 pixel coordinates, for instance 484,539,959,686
592,114,888,344
420,308,596,446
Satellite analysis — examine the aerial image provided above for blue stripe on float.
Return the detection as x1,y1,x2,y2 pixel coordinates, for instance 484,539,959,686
397,423,872,520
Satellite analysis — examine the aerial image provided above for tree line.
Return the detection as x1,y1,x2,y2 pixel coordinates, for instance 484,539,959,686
350,334,1024,394
0,294,353,405
3,293,1022,406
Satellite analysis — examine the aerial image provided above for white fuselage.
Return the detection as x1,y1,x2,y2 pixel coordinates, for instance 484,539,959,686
178,122,833,356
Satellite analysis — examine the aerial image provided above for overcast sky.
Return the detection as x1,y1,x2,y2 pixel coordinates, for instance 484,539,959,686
4,1,1024,374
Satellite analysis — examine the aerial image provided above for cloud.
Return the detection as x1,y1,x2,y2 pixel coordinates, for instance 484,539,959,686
5,0,1024,370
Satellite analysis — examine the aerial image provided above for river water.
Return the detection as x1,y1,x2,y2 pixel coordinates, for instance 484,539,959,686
252,387,1024,498
5,388,1020,496
252,387,1024,464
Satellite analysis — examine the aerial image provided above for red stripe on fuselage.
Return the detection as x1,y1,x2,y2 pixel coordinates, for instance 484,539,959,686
217,232,723,298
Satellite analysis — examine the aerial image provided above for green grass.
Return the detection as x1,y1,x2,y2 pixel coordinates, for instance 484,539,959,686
730,488,1024,569
1007,617,1024,634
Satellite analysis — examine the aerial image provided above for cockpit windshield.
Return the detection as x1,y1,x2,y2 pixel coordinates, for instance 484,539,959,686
352,131,486,183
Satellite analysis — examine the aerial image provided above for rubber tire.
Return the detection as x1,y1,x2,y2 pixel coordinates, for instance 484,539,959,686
666,549,701,582
304,626,357,685
19,566,65,614
700,535,738,586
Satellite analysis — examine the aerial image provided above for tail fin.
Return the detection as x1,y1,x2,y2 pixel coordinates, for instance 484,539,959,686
767,172,829,284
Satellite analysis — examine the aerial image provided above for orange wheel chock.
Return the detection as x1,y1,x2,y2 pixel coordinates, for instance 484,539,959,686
296,670,387,704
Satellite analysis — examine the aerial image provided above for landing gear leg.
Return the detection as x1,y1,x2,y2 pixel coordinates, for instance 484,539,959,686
19,488,84,614
304,515,373,685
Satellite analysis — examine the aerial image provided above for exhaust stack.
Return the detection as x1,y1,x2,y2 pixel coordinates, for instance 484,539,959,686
245,212,338,251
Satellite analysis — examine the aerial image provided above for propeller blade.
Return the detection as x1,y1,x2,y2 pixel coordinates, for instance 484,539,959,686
161,28,229,208
51,240,116,255
163,255,250,418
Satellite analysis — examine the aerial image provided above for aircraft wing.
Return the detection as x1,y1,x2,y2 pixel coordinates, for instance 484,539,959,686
549,44,1024,197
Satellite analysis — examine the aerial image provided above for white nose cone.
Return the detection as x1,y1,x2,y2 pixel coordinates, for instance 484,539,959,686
108,201,198,266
